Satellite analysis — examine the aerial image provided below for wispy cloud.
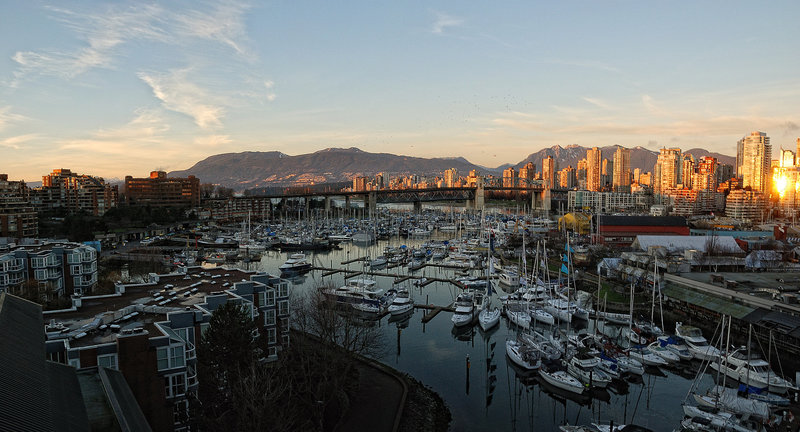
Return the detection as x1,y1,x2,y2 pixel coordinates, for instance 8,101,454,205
583,97,614,110
174,1,253,59
11,1,254,83
138,69,225,129
431,11,464,34
0,106,27,131
59,108,168,154
194,134,231,148
0,134,39,150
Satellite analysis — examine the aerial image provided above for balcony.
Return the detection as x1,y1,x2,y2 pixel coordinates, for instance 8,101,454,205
82,253,94,263
185,341,196,361
186,365,198,388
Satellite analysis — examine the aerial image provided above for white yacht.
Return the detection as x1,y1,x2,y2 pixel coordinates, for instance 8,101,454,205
710,347,797,394
279,253,312,273
567,354,612,388
387,289,414,315
324,278,387,313
675,322,722,361
451,291,476,327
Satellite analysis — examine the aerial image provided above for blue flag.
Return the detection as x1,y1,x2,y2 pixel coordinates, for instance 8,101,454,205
565,244,575,253
562,254,569,263
561,263,569,274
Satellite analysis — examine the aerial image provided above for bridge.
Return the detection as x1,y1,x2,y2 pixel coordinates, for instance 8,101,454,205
203,180,567,222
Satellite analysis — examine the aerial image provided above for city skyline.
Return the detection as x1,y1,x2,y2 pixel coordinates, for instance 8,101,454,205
1,1,799,181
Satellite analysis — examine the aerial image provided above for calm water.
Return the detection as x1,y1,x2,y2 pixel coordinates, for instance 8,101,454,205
241,235,713,432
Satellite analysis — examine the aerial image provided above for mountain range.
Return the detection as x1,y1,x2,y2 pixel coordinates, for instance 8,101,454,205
170,146,736,190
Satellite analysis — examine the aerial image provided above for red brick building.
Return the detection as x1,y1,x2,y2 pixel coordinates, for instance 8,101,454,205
124,171,200,207
596,215,689,247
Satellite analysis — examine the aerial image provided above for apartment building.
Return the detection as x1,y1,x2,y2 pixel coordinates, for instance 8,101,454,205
567,190,653,214
43,266,290,431
31,168,119,215
124,171,200,207
0,174,38,238
725,189,766,222
0,241,98,300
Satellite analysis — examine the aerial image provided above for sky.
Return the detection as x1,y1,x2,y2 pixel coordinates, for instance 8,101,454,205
1,1,799,182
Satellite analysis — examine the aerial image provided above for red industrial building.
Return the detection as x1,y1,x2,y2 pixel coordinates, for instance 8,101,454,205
596,215,689,247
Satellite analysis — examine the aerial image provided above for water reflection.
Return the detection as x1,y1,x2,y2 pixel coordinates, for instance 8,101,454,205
217,234,711,432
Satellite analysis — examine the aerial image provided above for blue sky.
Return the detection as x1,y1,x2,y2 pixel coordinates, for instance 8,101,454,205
1,1,799,181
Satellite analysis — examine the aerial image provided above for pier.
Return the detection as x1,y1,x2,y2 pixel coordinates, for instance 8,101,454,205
417,303,455,323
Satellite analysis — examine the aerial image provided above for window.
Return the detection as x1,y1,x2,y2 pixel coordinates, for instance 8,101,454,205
277,300,288,316
97,354,117,370
264,290,275,307
199,323,210,339
174,327,192,345
157,347,169,370
267,328,276,344
170,346,185,368
280,317,289,332
34,269,46,280
282,334,290,346
71,265,81,275
31,257,44,269
258,291,266,306
268,346,277,358
264,309,276,327
278,283,288,298
67,253,80,264
164,373,186,398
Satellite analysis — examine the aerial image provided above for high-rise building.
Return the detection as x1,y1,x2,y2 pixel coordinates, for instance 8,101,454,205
601,158,613,190
781,150,796,168
681,154,695,189
736,131,771,193
443,168,458,188
654,148,682,195
518,162,535,187
612,146,631,192
541,157,555,189
586,147,602,191
352,176,368,191
693,156,718,192
502,167,517,187
558,166,576,189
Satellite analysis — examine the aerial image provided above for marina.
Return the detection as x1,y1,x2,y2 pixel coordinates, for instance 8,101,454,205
198,221,800,432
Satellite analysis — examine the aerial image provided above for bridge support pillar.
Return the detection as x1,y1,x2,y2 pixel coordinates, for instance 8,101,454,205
413,201,422,213
324,197,331,217
305,198,311,220
365,192,377,218
467,178,485,210
345,196,351,211
532,189,551,212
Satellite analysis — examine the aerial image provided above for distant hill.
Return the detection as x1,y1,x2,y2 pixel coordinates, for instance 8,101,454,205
171,146,737,190
683,149,736,166
169,148,493,190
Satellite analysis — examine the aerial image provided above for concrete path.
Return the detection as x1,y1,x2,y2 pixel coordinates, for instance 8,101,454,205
335,361,406,432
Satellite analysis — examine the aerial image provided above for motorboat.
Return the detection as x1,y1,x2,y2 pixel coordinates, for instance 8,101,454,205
387,289,414,315
711,346,797,394
599,351,645,376
451,291,476,327
506,340,541,370
567,353,612,388
675,322,722,361
279,253,312,274
498,270,521,288
323,278,388,313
